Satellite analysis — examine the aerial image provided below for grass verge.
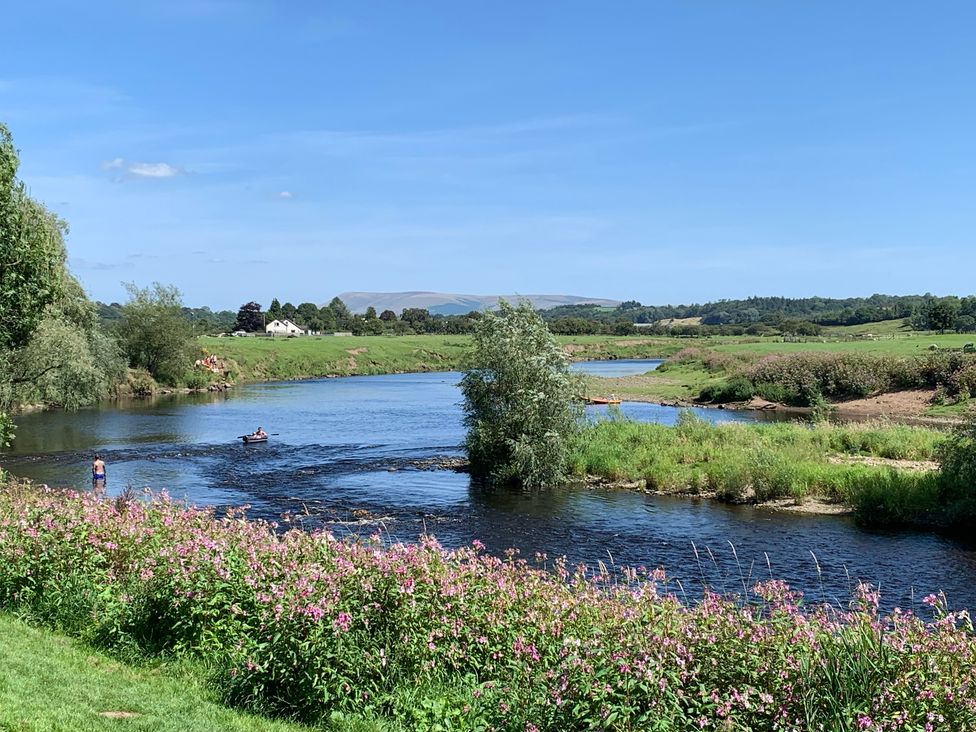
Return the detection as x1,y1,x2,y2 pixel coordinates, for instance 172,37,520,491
0,613,331,732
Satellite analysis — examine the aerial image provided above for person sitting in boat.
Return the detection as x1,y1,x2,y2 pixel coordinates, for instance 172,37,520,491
253,427,267,438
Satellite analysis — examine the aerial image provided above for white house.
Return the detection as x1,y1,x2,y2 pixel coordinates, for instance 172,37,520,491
265,319,306,336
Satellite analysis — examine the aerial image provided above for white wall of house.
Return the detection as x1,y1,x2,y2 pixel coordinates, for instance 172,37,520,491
265,319,306,335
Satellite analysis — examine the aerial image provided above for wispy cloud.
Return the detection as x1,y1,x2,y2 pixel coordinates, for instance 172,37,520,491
101,158,187,179
129,162,184,178
69,256,133,271
278,190,293,199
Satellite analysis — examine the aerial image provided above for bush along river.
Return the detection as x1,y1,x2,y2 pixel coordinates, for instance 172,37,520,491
3,361,974,612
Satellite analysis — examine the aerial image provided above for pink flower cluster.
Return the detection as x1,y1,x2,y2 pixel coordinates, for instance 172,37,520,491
0,482,973,731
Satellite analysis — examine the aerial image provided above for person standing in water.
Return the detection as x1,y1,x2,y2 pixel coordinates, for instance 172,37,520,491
92,454,107,489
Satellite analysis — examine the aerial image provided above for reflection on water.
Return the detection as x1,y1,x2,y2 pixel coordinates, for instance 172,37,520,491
3,367,974,611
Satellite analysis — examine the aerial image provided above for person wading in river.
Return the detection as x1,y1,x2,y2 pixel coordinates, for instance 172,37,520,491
92,454,107,491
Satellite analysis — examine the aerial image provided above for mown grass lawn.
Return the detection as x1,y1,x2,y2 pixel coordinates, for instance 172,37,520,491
0,614,341,732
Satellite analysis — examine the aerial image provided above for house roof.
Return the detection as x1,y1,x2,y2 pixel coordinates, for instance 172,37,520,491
266,319,306,329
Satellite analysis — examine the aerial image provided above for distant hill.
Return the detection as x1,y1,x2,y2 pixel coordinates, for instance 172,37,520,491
336,291,621,316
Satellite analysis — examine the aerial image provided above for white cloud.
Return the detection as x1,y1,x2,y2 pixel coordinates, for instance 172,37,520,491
100,158,186,179
278,190,293,199
128,162,184,178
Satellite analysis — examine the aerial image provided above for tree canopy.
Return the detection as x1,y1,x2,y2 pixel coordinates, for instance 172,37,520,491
114,282,194,385
0,123,128,444
0,123,68,352
234,301,264,332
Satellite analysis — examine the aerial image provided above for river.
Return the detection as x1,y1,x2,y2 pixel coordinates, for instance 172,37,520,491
3,360,974,611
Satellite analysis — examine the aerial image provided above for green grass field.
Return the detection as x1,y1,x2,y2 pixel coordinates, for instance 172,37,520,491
820,318,913,337
0,614,340,732
711,332,976,357
201,334,681,382
200,334,471,381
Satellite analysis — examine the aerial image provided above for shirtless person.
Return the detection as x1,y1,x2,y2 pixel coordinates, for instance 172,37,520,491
92,454,107,488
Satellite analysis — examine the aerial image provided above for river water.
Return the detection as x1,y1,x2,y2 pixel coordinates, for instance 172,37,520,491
3,360,974,611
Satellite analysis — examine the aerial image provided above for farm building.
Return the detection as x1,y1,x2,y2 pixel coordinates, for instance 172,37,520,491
265,319,306,336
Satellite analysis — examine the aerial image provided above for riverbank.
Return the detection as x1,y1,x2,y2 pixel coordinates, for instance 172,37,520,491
2,481,973,731
199,334,678,384
584,344,976,421
570,416,961,528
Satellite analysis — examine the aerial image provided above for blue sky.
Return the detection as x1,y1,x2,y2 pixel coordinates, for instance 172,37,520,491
3,1,974,310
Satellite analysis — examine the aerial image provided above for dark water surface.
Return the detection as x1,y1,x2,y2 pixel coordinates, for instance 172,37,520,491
4,363,974,611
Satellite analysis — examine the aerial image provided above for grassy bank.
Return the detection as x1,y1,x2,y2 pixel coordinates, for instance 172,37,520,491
584,342,976,418
2,483,973,731
0,614,325,732
571,415,955,526
201,334,679,382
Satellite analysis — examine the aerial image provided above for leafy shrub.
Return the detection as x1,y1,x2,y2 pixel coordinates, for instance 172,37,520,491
735,351,976,406
699,376,756,403
462,301,583,487
749,353,894,405
752,381,791,403
937,410,976,525
181,369,212,390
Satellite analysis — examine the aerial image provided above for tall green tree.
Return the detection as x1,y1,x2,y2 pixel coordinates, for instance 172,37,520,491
115,282,194,385
327,297,352,329
0,123,67,353
296,302,318,327
926,300,958,334
8,275,126,410
267,298,282,320
317,305,337,332
0,124,126,444
234,302,264,332
460,300,584,488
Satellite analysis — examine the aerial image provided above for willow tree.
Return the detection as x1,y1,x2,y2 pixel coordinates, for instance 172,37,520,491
0,123,68,353
0,123,126,444
0,124,68,444
115,282,195,385
460,300,584,488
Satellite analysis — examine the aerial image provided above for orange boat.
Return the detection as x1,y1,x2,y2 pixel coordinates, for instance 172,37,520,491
588,397,622,405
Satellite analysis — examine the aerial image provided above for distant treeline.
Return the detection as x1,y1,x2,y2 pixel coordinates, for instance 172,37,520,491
96,292,976,338
98,297,484,335
541,294,976,335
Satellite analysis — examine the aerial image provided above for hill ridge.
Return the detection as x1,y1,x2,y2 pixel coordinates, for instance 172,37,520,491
335,291,620,315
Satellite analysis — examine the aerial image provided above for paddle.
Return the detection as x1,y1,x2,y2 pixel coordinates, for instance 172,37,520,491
237,433,280,438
